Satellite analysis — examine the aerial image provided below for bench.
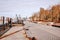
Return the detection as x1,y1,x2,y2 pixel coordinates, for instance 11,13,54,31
25,28,36,40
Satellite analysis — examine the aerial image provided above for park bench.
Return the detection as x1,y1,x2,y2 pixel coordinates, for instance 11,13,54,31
24,28,36,40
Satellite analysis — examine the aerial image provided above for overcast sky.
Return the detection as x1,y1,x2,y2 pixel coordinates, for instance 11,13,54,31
0,0,60,18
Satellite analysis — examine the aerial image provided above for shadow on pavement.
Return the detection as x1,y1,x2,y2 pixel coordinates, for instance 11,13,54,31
0,29,23,39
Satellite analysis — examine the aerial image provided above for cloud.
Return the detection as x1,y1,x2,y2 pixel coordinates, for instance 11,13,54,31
0,0,60,18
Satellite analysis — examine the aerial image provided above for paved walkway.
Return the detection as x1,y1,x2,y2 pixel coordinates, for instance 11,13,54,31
0,26,27,40
24,21,60,40
1,21,60,40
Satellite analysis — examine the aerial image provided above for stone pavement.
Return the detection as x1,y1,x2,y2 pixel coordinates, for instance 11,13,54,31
1,21,60,40
0,26,27,40
24,21,60,40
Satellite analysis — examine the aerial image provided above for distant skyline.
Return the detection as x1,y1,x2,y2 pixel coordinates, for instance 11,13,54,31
0,0,60,18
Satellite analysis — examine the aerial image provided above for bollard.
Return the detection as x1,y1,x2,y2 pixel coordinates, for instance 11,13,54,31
9,18,12,28
3,16,5,25
3,16,5,30
8,18,12,28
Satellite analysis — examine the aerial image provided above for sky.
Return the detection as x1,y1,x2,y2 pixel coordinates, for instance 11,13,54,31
0,0,60,18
